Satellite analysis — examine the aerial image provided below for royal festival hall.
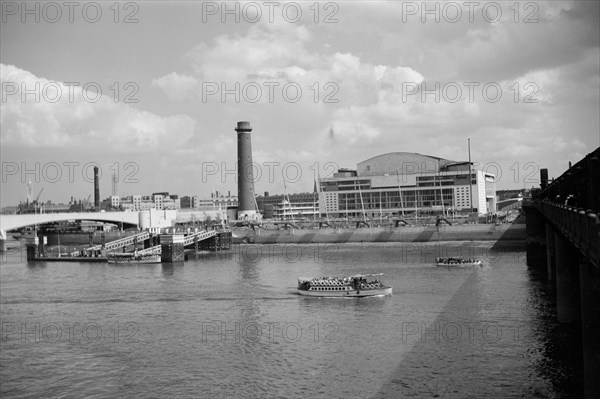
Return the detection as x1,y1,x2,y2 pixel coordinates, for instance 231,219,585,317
319,152,497,218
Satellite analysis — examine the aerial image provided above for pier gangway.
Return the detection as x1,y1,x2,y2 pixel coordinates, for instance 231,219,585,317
183,230,217,246
85,232,150,252
135,245,161,255
132,230,218,256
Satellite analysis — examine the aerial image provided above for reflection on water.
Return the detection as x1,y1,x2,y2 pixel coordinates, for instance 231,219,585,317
239,256,261,282
161,263,175,276
0,243,581,398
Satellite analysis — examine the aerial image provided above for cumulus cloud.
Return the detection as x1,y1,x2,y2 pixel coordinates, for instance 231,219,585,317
149,2,597,184
186,21,315,81
151,72,198,101
153,21,426,147
1,64,195,152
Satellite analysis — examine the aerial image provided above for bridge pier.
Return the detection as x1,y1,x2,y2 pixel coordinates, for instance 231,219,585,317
219,231,232,250
579,258,600,399
161,234,184,263
26,237,39,261
38,234,45,257
545,223,556,281
555,232,581,323
0,239,5,252
524,206,548,278
25,235,48,260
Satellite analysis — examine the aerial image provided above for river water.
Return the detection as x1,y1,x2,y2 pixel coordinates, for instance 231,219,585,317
0,241,580,398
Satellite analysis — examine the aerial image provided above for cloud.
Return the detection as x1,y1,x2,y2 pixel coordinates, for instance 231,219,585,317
183,22,424,103
1,64,195,152
343,1,599,83
151,72,198,101
155,21,426,149
187,21,315,82
146,2,598,188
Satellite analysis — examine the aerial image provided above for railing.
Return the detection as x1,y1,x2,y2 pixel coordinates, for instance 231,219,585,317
534,147,599,210
85,232,150,252
134,230,218,255
536,200,600,267
136,245,161,255
182,230,217,246
85,230,220,253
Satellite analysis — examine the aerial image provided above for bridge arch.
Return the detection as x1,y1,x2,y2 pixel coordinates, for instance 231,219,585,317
0,212,140,240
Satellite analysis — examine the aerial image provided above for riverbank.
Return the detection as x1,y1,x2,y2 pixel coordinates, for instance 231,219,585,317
233,222,526,247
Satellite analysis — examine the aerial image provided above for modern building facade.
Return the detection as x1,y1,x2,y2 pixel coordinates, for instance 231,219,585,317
319,152,496,217
192,192,238,210
256,192,319,219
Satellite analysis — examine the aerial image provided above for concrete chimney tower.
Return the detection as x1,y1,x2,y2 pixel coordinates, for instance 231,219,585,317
235,121,260,221
94,166,100,211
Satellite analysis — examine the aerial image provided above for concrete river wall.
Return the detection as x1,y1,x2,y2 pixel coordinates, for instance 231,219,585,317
233,223,526,246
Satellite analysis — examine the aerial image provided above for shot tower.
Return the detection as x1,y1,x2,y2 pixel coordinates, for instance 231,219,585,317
94,166,100,211
235,121,260,221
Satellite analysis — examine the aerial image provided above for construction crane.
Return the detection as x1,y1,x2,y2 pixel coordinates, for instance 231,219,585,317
82,195,92,211
18,184,44,214
34,188,44,204
27,180,33,204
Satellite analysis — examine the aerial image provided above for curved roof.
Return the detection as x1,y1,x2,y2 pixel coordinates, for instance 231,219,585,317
357,152,461,175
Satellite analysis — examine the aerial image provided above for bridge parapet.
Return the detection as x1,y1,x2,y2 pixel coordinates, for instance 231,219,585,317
536,200,599,268
535,147,599,210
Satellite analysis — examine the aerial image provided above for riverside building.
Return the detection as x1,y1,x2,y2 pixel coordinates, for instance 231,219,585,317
109,193,180,211
255,192,319,219
319,152,496,218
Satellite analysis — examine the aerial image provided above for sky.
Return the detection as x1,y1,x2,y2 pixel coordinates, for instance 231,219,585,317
1,1,599,206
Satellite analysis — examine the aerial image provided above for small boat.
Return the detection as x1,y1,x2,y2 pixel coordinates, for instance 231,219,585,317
107,252,161,264
12,229,35,240
297,273,392,297
436,257,482,267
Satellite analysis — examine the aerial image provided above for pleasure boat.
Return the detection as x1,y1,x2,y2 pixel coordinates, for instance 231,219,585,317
297,273,392,297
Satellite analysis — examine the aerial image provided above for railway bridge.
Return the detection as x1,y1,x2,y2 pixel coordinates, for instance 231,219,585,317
524,147,599,399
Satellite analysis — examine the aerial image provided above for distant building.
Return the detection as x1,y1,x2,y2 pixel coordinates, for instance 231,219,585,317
16,202,72,214
191,192,238,210
1,206,19,214
256,192,319,219
319,152,497,217
110,192,180,211
180,196,192,209
255,193,285,218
